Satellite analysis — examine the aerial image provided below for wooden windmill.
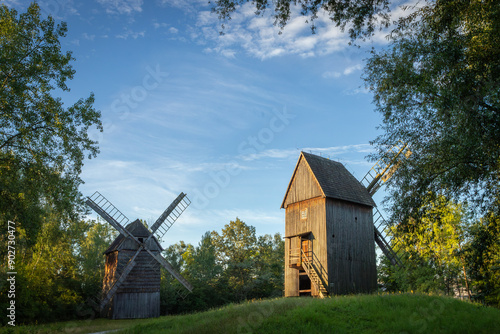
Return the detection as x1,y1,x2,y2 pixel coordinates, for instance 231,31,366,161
86,192,193,319
282,144,409,298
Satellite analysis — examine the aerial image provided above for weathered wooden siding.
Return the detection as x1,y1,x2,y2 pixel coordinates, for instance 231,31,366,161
284,237,298,296
103,251,118,296
282,157,323,208
112,292,160,319
284,197,327,297
103,248,161,319
285,197,325,238
116,250,161,293
325,199,377,294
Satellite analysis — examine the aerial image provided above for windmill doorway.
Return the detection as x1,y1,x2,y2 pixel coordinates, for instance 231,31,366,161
299,236,312,296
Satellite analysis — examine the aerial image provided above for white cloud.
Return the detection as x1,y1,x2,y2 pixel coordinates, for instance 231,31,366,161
169,27,179,34
116,28,145,39
97,0,143,15
344,64,362,75
190,4,352,60
322,71,342,79
323,63,363,79
239,144,373,161
153,22,168,29
176,0,422,60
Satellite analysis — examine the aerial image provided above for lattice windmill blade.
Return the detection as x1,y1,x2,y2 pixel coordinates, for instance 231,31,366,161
372,207,404,267
150,192,191,240
144,247,193,292
86,192,138,242
360,143,411,268
361,143,410,196
148,192,193,293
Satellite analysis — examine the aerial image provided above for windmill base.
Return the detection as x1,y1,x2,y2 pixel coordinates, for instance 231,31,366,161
103,292,160,319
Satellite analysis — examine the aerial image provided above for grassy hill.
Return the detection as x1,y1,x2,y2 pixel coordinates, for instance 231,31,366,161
4,293,500,334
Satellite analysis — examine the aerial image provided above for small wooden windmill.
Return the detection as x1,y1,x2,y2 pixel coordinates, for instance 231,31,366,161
282,144,409,297
86,192,192,319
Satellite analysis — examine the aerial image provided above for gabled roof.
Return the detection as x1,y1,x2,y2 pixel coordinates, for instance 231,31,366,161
104,219,162,254
281,151,376,208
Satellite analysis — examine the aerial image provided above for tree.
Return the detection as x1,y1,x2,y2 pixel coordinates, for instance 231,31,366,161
253,233,284,298
210,0,391,39
0,3,102,244
380,195,472,297
211,218,258,301
465,207,500,306
363,0,500,221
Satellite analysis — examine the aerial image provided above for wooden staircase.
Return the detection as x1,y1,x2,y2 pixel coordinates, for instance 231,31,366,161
300,249,328,298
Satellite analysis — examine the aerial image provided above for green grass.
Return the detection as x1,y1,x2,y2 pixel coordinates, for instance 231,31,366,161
3,294,500,334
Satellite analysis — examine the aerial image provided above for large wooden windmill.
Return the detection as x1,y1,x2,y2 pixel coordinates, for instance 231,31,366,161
86,192,193,319
282,145,409,297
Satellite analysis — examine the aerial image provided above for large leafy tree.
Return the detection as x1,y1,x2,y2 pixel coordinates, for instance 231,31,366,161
364,0,500,220
211,218,258,301
0,3,102,244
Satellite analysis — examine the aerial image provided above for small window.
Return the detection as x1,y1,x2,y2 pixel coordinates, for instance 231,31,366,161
301,208,308,220
138,237,144,243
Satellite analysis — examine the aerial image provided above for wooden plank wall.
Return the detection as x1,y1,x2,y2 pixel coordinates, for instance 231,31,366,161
103,249,161,318
283,158,323,208
284,238,299,296
116,250,161,293
284,197,327,297
325,199,377,294
113,292,160,319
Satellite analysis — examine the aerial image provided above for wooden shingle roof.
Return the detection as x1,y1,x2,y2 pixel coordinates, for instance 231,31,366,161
104,219,162,254
281,151,376,208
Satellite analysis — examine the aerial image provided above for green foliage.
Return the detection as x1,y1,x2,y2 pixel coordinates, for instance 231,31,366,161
0,217,114,325
211,218,258,301
377,196,472,297
0,2,102,243
366,0,500,306
210,0,391,39
160,218,284,315
465,208,500,307
364,0,500,220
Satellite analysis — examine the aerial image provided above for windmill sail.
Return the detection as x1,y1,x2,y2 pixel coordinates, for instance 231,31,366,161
361,143,410,267
151,192,190,239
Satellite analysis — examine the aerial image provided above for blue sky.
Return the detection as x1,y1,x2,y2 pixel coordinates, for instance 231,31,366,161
6,0,413,247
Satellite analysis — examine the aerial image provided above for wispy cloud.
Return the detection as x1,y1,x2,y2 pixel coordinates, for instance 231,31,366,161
116,28,145,39
160,0,209,13
323,64,363,79
189,3,351,60
171,1,421,60
239,144,373,161
97,0,143,15
82,32,95,41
